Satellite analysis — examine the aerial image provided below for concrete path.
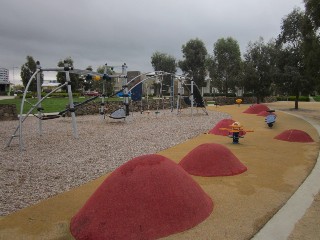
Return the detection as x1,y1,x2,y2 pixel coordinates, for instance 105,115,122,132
309,96,316,102
0,96,15,100
252,110,320,240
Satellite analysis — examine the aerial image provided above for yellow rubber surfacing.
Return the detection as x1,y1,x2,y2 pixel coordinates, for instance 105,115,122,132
0,104,319,240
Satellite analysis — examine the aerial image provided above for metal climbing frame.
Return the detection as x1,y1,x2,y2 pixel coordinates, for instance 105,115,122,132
123,71,208,116
6,60,130,151
6,61,80,151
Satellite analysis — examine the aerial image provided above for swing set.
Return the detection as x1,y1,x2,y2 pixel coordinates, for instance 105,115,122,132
6,60,126,151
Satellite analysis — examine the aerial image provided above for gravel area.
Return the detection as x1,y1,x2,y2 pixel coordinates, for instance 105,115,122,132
0,109,229,216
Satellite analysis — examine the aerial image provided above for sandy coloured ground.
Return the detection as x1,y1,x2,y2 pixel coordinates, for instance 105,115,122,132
0,101,319,239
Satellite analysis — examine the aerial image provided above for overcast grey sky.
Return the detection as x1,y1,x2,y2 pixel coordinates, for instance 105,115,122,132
0,0,304,84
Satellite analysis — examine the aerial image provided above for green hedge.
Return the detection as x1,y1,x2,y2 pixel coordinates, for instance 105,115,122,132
276,96,310,102
16,92,81,99
203,93,237,97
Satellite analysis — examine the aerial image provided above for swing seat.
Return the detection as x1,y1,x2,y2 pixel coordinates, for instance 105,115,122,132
109,108,126,119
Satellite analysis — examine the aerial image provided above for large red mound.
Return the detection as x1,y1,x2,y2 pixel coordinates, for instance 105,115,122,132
208,118,235,136
274,129,314,142
70,154,213,240
243,104,270,114
179,143,247,177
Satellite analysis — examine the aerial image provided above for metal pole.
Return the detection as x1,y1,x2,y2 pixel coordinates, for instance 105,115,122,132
170,75,174,112
100,63,107,120
36,61,43,135
122,63,129,116
191,79,194,117
64,61,78,138
17,70,39,151
177,79,181,114
160,80,164,111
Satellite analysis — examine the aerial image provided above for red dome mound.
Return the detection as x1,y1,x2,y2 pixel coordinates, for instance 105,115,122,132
179,143,247,177
274,129,314,142
257,111,276,117
208,118,235,136
70,154,213,240
243,104,270,114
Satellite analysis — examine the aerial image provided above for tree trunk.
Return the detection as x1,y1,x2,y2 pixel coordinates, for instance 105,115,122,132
295,92,299,109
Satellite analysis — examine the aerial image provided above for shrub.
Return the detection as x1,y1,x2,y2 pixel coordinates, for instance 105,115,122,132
204,93,236,97
276,96,310,101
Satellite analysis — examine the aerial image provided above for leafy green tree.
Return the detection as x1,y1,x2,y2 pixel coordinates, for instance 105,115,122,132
276,8,315,109
301,10,320,94
56,57,80,92
151,51,177,96
209,37,241,95
178,38,208,87
243,38,276,103
78,66,93,92
96,65,115,96
304,0,320,29
20,56,39,92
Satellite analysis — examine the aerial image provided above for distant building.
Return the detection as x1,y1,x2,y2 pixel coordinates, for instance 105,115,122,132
41,80,61,92
0,67,11,94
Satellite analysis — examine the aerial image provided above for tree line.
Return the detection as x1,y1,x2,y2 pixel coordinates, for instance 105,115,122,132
20,1,319,109
151,2,320,109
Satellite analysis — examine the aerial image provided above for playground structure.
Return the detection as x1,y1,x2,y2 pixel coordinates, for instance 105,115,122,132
6,60,126,151
265,110,276,128
219,121,254,144
114,70,208,117
236,98,242,107
6,61,208,151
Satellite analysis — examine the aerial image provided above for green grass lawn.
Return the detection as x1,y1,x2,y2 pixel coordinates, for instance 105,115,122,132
0,97,121,114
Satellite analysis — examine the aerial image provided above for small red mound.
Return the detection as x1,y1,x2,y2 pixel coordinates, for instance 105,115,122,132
274,129,314,142
257,111,276,117
208,118,235,136
70,154,213,240
179,143,247,177
243,104,270,114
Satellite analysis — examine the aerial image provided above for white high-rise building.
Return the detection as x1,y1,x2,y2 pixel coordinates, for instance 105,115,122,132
0,67,9,81
0,67,11,94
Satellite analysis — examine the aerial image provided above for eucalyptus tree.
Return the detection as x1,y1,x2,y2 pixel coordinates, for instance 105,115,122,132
302,1,320,93
20,55,39,92
78,66,93,92
243,38,276,103
301,15,320,94
151,51,177,96
304,0,320,29
277,8,316,109
56,57,80,92
178,38,208,87
209,37,241,95
96,65,115,96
